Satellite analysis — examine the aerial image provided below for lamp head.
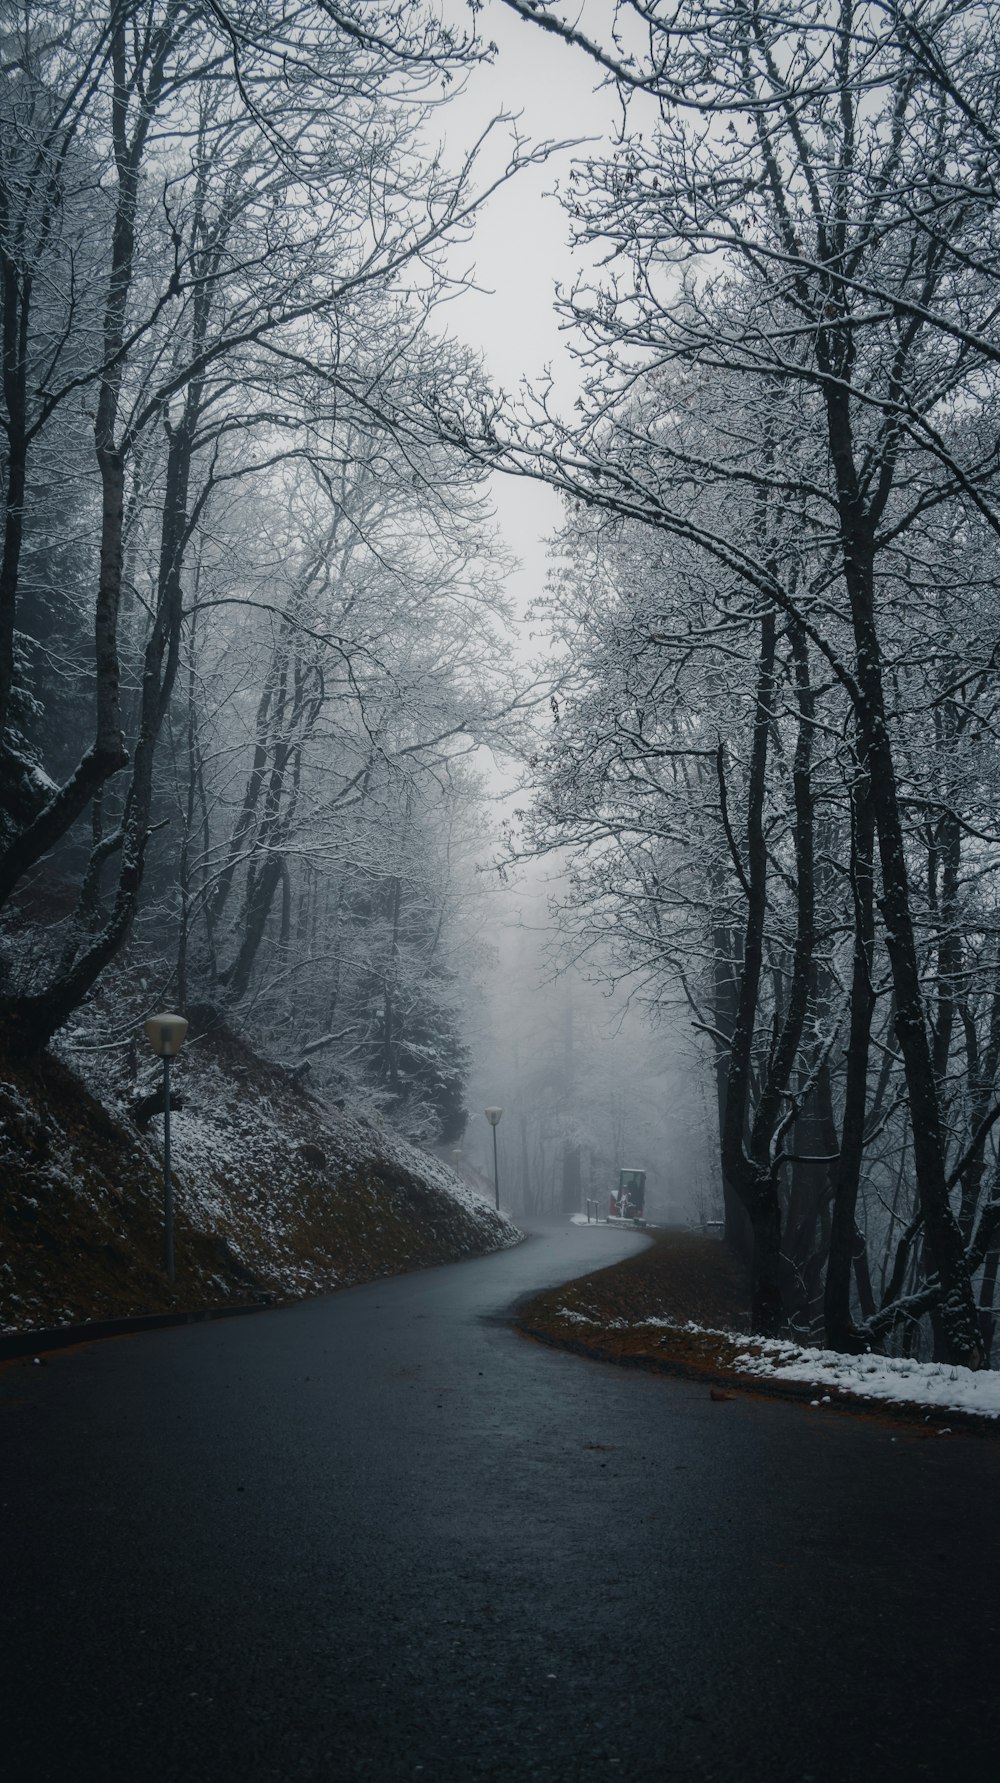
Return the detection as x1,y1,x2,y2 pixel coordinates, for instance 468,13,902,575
144,1013,189,1058
484,1106,503,1127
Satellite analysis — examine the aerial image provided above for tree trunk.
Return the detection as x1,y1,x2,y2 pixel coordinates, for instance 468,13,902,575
750,1186,783,1336
223,851,285,1004
713,918,752,1262
720,611,782,1323
825,759,876,1350
783,1061,836,1330
0,240,27,750
825,378,980,1366
0,408,193,1051
382,873,403,1087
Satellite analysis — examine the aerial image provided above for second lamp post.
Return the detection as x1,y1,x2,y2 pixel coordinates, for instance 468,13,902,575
484,1106,503,1212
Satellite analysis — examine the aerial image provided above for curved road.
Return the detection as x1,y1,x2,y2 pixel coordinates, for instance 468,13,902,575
3,1221,999,1782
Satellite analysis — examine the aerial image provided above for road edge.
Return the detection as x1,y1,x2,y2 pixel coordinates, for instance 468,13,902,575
0,1298,280,1359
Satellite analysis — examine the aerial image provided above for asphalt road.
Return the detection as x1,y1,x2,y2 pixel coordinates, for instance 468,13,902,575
3,1220,999,1783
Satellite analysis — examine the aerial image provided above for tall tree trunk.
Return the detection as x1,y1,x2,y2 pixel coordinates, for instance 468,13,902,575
719,609,786,1331
207,660,282,932
824,377,980,1366
783,1060,836,1330
382,873,403,1088
749,1192,783,1336
852,578,978,1362
825,758,876,1349
713,916,752,1262
0,407,193,1050
0,236,28,752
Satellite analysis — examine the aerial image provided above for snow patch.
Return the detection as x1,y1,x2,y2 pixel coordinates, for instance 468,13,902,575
730,1335,1000,1418
666,1323,1000,1419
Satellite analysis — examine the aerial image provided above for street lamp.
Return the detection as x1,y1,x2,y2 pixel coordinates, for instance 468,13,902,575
143,1012,189,1282
484,1106,503,1212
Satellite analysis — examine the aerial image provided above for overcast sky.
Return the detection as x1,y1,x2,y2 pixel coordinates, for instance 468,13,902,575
439,1,617,623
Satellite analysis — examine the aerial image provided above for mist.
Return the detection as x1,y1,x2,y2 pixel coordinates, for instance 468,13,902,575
461,864,718,1225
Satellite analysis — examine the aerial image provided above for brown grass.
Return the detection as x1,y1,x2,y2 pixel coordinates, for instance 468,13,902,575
516,1229,1000,1436
516,1228,752,1378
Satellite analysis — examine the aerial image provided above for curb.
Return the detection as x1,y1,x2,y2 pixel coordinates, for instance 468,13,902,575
0,1297,278,1361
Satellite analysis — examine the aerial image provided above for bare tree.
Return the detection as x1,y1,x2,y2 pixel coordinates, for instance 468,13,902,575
469,1,1000,1361
0,0,536,1054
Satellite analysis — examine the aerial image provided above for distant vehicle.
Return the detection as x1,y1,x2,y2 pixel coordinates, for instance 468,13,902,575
608,1167,646,1223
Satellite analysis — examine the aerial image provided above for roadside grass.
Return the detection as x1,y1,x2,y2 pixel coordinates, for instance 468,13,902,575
516,1227,752,1378
516,1228,1000,1435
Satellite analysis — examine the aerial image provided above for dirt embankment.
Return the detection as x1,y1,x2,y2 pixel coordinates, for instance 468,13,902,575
516,1229,1000,1435
517,1228,754,1380
0,1016,518,1335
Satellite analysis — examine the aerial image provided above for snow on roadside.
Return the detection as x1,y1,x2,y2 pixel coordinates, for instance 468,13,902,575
141,1058,522,1289
727,1332,1000,1418
658,1322,1000,1419
67,1022,523,1272
549,1294,1000,1420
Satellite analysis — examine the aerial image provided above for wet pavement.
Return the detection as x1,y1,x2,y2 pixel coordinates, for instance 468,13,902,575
3,1219,998,1781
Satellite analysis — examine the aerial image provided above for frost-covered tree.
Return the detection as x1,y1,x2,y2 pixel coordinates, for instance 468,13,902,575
0,0,536,1070
468,0,1000,1360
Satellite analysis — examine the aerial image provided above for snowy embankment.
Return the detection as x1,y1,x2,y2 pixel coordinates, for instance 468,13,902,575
1,1016,520,1333
155,1029,520,1300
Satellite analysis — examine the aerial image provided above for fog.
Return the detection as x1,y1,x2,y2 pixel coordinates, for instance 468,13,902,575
459,863,719,1224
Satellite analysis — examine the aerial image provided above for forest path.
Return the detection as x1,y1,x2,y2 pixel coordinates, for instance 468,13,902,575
3,1219,999,1782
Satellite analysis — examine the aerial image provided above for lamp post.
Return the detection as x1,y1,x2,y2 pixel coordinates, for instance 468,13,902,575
143,1013,189,1281
484,1106,503,1212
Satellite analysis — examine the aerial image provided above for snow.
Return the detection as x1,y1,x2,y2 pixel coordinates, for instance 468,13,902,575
3,1021,522,1332
658,1322,1000,1420
153,1059,522,1296
556,1286,1000,1418
726,1333,1000,1419
568,1213,648,1228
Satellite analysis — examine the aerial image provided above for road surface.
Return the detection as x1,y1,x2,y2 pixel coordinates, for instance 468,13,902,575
3,1221,999,1782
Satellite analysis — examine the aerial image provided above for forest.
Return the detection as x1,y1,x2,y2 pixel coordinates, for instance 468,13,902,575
0,0,539,1143
4,0,1000,1368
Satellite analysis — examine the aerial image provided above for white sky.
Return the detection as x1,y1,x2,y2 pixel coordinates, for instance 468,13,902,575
437,1,619,623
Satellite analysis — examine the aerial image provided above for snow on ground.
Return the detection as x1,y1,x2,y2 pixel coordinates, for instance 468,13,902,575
724,1330,1000,1419
552,1296,1000,1417
633,1320,1000,1419
1,1012,522,1332
69,1024,521,1265
139,1052,522,1294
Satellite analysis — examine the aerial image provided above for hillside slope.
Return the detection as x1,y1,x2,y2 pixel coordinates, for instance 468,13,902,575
0,1013,519,1333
